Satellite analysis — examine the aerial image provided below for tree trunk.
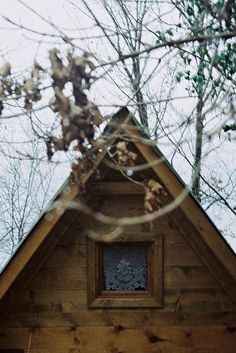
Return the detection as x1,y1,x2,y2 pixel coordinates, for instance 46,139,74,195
192,94,204,202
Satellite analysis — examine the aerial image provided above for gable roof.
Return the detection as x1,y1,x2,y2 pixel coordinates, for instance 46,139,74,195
0,106,236,318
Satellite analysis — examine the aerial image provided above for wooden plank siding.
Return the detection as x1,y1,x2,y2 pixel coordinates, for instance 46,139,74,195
1,190,236,353
0,107,236,353
0,326,236,352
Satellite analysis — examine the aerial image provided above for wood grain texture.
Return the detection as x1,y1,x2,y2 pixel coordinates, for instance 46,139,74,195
2,311,236,329
164,243,202,266
43,244,86,268
87,181,145,195
7,285,234,316
27,266,87,290
164,266,219,289
0,210,79,322
0,326,236,352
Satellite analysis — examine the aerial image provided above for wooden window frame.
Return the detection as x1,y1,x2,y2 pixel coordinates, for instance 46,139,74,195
87,234,163,308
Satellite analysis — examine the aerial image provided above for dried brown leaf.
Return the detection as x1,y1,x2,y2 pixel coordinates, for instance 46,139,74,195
54,88,70,116
116,141,137,166
23,78,35,93
0,85,4,97
31,61,44,80
24,98,32,110
144,179,167,213
0,62,11,77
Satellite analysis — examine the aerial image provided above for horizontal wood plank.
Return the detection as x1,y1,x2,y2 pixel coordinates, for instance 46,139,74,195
43,245,86,268
87,181,145,195
164,266,219,289
10,285,235,315
26,267,87,290
2,311,236,328
165,243,202,266
0,326,235,352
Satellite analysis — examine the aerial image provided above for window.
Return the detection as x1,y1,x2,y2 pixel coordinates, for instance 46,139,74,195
87,234,163,308
101,243,148,292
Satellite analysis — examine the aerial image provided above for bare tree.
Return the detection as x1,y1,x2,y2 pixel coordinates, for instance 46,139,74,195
0,140,58,259
0,0,235,257
78,0,236,221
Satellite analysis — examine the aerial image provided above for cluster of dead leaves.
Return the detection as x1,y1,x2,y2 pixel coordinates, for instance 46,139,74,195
0,50,104,189
0,61,44,115
46,49,103,161
45,49,106,188
22,62,44,110
115,141,167,213
0,62,15,115
144,179,167,213
0,53,168,209
116,141,137,166
71,156,98,192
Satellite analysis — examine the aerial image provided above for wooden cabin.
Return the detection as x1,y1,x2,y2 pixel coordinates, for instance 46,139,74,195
0,107,236,353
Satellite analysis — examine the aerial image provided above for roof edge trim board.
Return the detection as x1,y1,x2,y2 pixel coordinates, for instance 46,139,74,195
0,145,108,301
0,182,78,300
120,109,236,283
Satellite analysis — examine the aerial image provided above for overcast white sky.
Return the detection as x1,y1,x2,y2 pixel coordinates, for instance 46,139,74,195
0,1,235,267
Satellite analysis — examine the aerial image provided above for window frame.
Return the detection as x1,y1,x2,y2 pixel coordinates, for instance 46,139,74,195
87,233,163,308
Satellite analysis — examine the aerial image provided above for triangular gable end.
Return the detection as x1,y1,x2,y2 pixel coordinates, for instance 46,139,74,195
0,107,236,321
